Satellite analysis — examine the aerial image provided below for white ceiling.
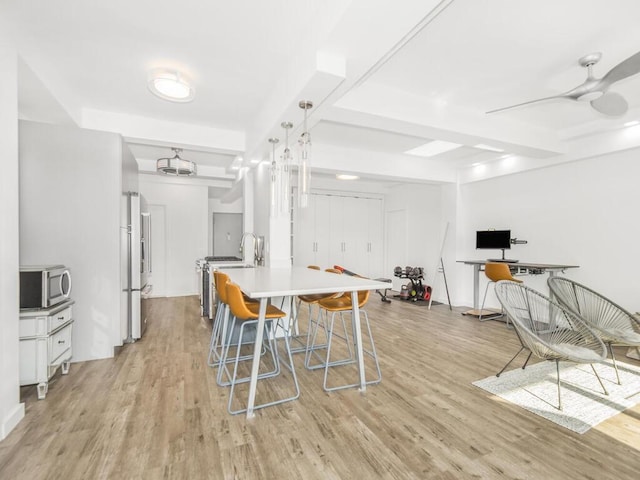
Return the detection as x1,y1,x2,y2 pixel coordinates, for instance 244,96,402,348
3,0,640,197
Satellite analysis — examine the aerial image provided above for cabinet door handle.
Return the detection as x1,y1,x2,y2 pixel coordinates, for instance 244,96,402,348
58,340,66,344
58,316,65,320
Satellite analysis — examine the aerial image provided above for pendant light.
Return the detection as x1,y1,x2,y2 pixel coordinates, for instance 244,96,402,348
268,137,279,217
297,100,313,208
156,148,197,176
279,121,294,216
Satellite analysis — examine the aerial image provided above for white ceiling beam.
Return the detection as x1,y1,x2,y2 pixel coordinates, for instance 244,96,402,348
242,0,450,167
313,143,457,183
81,109,245,154
333,83,567,158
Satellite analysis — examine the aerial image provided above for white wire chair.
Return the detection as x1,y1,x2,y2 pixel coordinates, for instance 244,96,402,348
494,280,608,410
548,277,640,385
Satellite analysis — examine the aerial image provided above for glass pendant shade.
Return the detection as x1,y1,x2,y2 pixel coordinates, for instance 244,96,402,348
297,100,313,209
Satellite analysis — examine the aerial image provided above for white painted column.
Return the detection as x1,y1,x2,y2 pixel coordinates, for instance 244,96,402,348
0,47,25,440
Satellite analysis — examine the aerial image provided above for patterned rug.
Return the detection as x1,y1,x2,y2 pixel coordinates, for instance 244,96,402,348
473,359,640,434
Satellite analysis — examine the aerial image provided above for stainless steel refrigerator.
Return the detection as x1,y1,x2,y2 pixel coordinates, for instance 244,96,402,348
123,192,152,342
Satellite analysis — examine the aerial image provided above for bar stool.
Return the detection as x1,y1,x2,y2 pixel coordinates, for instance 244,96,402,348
207,271,228,367
209,271,260,384
302,268,352,370
222,282,300,415
317,286,381,391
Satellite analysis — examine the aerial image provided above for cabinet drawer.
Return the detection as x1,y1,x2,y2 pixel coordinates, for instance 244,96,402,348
49,323,73,364
49,306,72,333
19,305,73,337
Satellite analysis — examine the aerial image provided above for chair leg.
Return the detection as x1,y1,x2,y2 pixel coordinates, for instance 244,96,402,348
590,363,609,396
556,359,562,411
608,343,622,385
521,352,533,370
478,281,492,321
323,309,381,392
496,347,525,377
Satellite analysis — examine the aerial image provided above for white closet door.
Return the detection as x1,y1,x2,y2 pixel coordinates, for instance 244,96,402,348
313,194,331,269
293,195,316,267
365,198,384,278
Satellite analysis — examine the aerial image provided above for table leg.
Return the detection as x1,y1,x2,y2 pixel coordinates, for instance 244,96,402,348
473,264,481,310
351,290,366,392
246,298,268,419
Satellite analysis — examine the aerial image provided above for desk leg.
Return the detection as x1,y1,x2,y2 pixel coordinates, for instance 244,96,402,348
473,264,481,310
246,298,268,419
351,290,366,392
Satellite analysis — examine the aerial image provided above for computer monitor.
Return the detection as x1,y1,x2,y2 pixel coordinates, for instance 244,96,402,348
476,230,511,250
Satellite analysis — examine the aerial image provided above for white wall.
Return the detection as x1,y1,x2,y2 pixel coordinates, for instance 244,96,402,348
19,121,124,362
0,47,24,441
139,177,208,296
384,183,450,299
455,150,640,312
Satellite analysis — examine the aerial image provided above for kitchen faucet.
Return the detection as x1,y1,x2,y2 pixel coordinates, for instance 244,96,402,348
239,232,258,265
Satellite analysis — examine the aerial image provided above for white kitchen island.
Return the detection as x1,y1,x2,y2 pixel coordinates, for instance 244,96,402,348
219,266,389,419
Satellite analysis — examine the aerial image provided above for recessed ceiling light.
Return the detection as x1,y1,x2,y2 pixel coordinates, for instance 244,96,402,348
148,69,195,102
624,120,640,127
474,143,504,152
250,159,261,164
336,174,359,180
405,140,462,157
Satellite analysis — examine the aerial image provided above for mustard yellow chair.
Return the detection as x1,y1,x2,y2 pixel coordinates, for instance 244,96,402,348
221,281,299,415
317,282,381,392
479,262,523,323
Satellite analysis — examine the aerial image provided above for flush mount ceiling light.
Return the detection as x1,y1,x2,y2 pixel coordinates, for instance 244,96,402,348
156,148,197,176
474,143,504,152
148,69,195,102
336,174,359,180
405,140,462,157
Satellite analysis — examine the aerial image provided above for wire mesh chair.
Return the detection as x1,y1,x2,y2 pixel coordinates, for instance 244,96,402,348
494,280,608,410
548,277,640,385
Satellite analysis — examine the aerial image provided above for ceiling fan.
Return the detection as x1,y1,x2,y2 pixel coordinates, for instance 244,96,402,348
487,50,640,116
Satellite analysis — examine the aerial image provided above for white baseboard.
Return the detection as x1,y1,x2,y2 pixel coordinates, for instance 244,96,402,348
1,402,25,441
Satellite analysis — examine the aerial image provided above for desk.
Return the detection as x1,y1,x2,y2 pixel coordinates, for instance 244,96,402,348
457,260,579,315
219,266,389,419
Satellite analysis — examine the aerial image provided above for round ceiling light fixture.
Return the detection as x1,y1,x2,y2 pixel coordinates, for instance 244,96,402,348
148,69,195,102
157,148,197,176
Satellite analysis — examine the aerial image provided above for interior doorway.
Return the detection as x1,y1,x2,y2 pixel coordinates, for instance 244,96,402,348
212,213,243,257
148,204,166,297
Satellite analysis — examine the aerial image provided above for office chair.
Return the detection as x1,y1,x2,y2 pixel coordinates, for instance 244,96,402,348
479,262,523,323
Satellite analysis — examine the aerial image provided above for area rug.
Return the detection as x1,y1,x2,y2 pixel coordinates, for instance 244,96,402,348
473,359,640,434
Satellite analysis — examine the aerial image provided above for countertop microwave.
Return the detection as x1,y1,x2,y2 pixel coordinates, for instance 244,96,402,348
20,265,72,310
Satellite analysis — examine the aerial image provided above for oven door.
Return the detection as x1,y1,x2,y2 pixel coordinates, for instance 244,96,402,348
45,268,72,307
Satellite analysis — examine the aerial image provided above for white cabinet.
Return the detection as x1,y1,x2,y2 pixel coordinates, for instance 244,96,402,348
293,193,331,268
294,193,384,278
19,300,74,399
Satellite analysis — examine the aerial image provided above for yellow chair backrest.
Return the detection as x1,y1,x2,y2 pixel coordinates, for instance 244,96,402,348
226,282,257,319
214,271,230,304
485,262,520,283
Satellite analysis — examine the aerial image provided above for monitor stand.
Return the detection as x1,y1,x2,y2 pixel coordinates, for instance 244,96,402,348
488,249,519,263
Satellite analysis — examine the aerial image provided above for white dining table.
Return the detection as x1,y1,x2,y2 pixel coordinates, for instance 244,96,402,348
219,266,390,419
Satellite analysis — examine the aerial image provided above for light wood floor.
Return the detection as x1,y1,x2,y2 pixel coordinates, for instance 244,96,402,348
2,295,639,479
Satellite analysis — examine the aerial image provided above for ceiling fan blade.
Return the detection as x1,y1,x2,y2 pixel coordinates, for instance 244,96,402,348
590,91,628,116
486,94,569,114
599,50,640,88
